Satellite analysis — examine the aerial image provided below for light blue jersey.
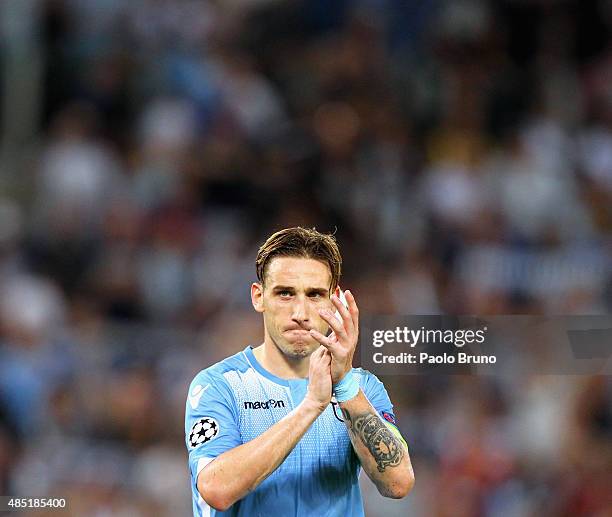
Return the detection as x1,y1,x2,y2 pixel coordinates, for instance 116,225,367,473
184,345,397,517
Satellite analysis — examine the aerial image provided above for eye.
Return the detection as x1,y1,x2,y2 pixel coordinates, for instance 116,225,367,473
279,290,292,298
310,292,328,300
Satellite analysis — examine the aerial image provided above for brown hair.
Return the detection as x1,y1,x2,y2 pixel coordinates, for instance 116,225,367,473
256,227,342,291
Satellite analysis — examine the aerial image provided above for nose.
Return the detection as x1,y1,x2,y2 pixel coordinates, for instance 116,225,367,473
291,296,309,325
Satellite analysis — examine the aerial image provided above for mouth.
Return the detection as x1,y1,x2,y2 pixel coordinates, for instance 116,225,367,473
285,328,311,335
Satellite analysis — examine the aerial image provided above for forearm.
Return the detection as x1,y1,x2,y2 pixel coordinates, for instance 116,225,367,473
198,397,324,510
340,390,414,498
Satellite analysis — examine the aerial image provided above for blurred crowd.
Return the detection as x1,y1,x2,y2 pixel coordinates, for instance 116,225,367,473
0,0,611,515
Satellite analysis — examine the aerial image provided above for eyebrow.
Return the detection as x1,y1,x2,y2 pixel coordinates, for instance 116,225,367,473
272,285,329,295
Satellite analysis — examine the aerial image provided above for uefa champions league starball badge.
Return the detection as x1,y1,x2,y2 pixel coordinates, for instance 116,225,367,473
189,417,219,448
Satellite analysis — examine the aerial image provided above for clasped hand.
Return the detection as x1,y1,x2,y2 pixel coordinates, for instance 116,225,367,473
310,290,359,385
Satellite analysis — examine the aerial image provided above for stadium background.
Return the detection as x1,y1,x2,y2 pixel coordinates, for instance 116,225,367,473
0,0,611,515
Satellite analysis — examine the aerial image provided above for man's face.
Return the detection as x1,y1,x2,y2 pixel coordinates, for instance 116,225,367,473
253,257,334,359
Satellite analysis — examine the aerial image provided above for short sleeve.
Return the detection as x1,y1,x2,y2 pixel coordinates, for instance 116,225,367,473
185,369,242,480
359,370,398,427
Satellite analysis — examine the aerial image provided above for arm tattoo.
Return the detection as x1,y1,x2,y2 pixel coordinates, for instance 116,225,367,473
341,408,404,472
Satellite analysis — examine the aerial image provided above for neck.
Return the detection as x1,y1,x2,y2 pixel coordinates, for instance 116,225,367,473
252,338,310,379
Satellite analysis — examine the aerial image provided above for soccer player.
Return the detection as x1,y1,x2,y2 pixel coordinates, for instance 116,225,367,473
185,227,414,516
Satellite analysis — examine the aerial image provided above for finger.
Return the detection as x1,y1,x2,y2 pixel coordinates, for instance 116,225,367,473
309,328,341,354
321,349,332,366
310,345,325,364
331,293,354,334
309,354,326,380
319,308,346,338
308,349,321,372
344,290,359,329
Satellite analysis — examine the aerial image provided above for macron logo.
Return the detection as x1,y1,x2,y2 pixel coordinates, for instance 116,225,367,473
189,384,210,409
244,399,286,410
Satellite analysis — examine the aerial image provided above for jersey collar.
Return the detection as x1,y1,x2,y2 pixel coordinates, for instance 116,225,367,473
243,346,308,387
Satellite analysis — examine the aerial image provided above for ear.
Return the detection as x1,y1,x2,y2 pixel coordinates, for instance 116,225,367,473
251,282,265,313
334,285,341,298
